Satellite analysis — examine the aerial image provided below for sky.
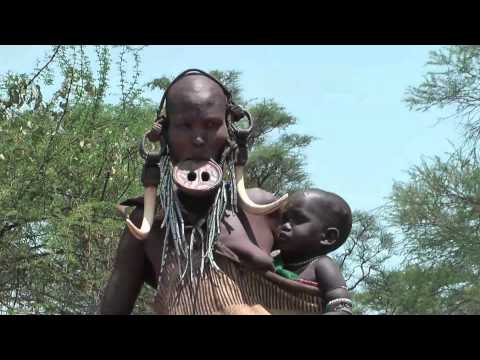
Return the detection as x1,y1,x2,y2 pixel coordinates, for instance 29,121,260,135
0,45,463,215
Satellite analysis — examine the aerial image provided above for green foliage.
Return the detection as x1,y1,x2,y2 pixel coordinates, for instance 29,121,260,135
146,76,171,92
354,45,480,315
0,46,155,314
377,145,480,314
247,134,315,194
247,100,298,147
355,264,480,315
145,70,243,103
404,45,480,143
209,70,243,104
333,211,395,294
390,148,480,269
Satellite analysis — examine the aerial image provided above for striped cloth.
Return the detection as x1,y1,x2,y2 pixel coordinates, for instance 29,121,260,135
153,252,324,315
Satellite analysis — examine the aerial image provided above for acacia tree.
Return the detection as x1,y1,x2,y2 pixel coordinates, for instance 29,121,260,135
355,263,480,315
332,211,395,293
355,45,480,314
0,45,156,314
405,45,480,146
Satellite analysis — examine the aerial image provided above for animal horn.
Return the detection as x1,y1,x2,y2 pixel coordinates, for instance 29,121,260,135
235,165,288,215
125,186,157,240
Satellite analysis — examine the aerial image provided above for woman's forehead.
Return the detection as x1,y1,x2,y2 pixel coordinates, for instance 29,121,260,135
169,101,226,118
167,93,227,121
167,76,227,106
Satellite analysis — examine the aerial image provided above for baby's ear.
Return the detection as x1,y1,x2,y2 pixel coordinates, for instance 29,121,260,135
320,227,340,246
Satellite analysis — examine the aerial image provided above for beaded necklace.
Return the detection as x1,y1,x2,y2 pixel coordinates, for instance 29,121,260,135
283,254,324,272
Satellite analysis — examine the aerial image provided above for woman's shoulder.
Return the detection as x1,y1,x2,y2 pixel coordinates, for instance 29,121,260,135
245,187,278,204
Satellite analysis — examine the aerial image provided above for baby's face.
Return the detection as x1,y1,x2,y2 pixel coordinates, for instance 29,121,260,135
275,192,330,258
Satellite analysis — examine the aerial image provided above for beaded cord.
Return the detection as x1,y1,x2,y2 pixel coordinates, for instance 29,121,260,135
156,144,238,283
326,297,353,314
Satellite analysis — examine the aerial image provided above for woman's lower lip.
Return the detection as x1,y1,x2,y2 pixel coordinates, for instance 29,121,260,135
172,157,211,166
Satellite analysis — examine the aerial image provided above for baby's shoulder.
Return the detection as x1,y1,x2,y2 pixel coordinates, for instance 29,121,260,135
310,256,344,285
311,255,338,269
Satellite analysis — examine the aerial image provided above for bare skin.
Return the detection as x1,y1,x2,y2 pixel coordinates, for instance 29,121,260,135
99,75,278,314
274,190,352,314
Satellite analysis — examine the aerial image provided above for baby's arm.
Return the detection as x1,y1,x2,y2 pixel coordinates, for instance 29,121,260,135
299,256,352,315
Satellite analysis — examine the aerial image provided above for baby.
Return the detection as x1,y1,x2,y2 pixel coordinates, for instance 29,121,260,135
273,189,353,315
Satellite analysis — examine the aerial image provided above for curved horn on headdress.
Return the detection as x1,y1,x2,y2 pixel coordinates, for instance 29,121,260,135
235,165,288,215
125,186,157,240
124,120,164,240
140,129,163,164
230,108,288,215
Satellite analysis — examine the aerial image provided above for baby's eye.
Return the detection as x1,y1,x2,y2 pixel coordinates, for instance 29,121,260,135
290,213,309,225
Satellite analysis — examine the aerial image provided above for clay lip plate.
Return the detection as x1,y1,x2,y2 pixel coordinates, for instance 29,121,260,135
173,159,222,195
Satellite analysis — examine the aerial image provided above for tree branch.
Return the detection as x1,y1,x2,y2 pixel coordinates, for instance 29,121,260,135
26,46,61,88
100,171,111,201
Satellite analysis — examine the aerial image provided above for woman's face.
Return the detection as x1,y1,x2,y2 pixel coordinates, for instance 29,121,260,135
166,76,229,165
